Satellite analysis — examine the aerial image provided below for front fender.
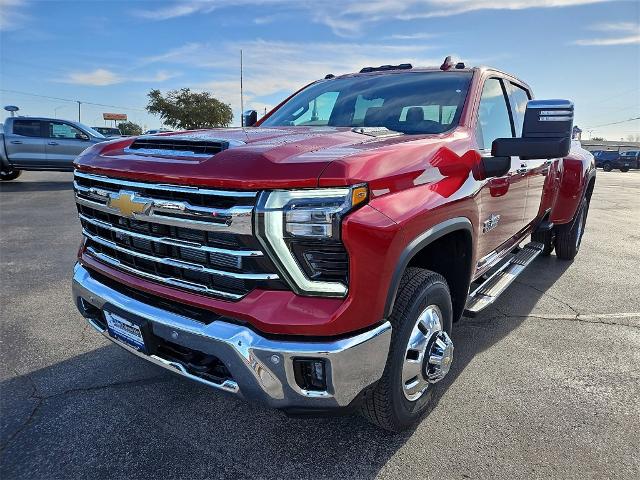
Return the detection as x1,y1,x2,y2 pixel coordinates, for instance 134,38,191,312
549,144,595,225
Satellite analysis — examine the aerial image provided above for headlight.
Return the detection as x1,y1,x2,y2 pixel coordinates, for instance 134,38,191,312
255,185,367,297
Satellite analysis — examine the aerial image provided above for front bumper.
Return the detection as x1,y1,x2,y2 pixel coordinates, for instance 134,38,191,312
72,263,391,410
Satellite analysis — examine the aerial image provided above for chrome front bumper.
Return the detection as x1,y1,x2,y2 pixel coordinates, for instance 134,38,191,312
72,263,391,410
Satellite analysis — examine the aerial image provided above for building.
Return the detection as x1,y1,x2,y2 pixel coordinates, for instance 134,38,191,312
580,139,640,153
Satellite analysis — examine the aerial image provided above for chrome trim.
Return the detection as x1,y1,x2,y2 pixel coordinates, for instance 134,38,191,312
539,116,573,122
85,248,244,300
527,99,574,110
83,229,278,281
74,170,257,198
78,213,262,258
75,193,253,235
73,263,392,408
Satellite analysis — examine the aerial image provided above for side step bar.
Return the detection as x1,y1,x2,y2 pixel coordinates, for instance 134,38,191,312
464,241,544,316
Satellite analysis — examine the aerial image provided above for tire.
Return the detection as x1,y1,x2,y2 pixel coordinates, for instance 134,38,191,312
602,162,612,172
531,228,554,256
555,196,589,260
620,167,629,172
0,168,22,181
361,268,453,432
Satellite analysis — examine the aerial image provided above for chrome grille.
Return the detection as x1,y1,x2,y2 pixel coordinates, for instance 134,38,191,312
74,171,282,300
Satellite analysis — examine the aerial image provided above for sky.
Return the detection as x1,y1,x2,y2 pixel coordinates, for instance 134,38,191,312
0,0,638,140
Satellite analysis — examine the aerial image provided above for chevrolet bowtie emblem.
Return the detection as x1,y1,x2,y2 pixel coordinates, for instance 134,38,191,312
108,191,152,218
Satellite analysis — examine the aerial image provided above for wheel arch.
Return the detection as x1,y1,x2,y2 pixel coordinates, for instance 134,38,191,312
384,217,473,322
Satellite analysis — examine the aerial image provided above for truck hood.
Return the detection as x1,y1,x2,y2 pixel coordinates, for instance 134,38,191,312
75,126,415,189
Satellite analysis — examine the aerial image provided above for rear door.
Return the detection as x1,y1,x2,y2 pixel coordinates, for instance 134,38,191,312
4,119,47,168
506,82,551,225
44,120,92,169
476,77,528,259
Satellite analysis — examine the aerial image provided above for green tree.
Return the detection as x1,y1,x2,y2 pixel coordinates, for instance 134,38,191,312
591,136,606,141
146,88,233,130
118,121,143,136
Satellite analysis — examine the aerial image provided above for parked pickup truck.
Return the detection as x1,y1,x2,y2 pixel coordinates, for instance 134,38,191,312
0,116,106,180
71,59,595,431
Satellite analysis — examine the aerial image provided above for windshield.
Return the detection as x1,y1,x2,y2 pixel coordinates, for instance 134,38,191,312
261,71,472,135
94,127,121,135
77,123,105,138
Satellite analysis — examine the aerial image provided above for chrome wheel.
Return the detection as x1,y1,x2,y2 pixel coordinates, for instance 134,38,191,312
401,305,454,401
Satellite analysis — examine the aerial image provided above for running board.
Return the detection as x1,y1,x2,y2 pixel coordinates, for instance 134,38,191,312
464,241,544,316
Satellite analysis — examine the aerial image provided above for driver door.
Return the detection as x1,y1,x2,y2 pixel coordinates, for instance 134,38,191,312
476,77,528,261
44,120,92,169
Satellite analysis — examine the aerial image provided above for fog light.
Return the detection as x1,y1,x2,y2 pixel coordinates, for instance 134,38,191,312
293,358,327,391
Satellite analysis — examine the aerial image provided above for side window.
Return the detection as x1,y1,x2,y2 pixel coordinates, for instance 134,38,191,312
13,120,42,137
508,83,531,137
48,121,85,140
292,91,339,126
477,78,513,151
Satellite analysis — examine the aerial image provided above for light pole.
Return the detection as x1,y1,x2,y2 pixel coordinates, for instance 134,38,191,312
54,105,66,118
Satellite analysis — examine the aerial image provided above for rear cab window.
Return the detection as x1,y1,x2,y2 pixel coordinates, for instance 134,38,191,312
13,119,43,137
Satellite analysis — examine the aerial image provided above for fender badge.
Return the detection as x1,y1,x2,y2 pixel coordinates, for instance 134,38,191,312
482,214,501,233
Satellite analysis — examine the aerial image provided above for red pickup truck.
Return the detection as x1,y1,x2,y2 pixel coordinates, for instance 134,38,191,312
72,59,595,431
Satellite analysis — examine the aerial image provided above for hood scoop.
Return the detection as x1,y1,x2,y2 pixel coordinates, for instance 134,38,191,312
125,135,245,158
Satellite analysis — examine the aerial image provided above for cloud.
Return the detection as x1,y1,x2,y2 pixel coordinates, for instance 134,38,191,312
131,0,616,36
573,21,640,46
573,35,640,46
62,69,179,86
0,0,29,30
386,33,438,40
64,69,122,86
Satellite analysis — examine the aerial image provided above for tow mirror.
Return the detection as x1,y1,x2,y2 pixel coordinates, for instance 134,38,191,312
492,99,573,159
242,110,258,127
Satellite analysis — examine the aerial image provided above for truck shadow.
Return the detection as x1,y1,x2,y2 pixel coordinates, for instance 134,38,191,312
0,180,74,193
0,256,573,479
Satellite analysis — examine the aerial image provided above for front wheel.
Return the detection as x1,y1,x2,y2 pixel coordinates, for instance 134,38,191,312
602,162,612,172
361,268,453,432
0,168,22,181
555,196,589,260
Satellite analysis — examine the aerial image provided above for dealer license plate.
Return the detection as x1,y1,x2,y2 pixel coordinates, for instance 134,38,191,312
105,312,146,353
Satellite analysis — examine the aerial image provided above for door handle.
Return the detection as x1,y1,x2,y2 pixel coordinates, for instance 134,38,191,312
9,140,23,144
48,141,59,146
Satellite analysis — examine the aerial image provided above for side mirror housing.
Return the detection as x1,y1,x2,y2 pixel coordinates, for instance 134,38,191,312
76,132,90,141
492,99,574,159
475,156,511,181
242,110,258,127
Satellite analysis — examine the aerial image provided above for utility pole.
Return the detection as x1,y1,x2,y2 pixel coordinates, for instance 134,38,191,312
240,49,244,127
77,101,81,122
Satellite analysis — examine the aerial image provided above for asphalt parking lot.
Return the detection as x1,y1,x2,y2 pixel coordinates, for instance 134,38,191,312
1,170,639,479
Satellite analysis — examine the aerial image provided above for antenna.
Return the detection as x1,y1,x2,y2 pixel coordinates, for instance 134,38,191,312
240,49,244,127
